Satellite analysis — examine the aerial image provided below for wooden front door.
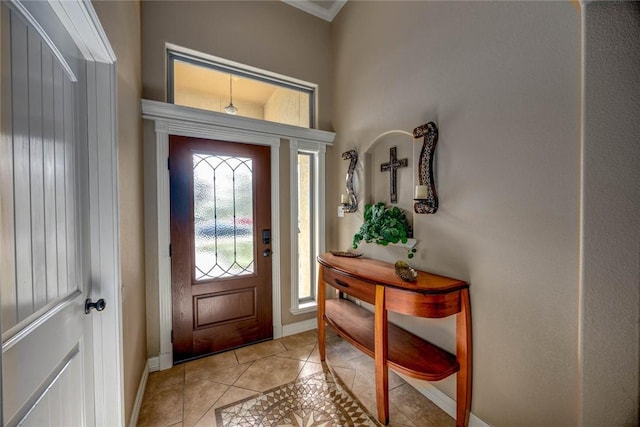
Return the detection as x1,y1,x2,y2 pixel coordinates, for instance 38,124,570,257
169,135,273,363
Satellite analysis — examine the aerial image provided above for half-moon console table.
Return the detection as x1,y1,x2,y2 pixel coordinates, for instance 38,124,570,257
317,253,472,426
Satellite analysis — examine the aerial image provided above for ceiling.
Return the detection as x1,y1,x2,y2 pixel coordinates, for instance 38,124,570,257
282,0,347,22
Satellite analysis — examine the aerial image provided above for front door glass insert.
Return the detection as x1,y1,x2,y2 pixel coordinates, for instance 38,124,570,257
193,153,254,280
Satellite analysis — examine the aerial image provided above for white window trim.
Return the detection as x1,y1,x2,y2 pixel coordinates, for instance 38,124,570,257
166,43,319,129
290,139,327,315
142,100,333,370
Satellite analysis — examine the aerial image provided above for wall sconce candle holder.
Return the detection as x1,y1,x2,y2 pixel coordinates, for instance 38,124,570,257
341,150,358,213
413,122,439,214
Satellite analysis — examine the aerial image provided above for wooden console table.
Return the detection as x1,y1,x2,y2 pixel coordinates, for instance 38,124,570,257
317,253,472,426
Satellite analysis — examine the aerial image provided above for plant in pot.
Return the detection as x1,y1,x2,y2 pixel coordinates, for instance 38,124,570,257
352,202,417,259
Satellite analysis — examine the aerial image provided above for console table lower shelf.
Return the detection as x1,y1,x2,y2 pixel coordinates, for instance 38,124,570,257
324,299,459,381
317,253,472,427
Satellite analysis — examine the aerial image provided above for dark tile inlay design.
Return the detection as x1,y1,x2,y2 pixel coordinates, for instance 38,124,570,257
215,367,382,426
136,329,453,426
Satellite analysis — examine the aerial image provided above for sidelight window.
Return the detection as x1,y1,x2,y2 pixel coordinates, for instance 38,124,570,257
290,142,325,314
297,152,315,303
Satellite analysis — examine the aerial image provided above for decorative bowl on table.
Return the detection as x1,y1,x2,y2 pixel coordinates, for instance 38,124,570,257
329,250,362,258
395,261,418,282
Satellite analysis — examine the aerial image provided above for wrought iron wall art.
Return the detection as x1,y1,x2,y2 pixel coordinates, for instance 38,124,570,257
413,122,439,214
380,146,408,204
341,150,358,213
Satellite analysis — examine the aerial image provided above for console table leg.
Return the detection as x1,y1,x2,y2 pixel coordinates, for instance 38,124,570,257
374,285,389,424
318,266,326,361
456,288,472,427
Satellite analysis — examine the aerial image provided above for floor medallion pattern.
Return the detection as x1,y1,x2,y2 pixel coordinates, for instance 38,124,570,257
215,367,381,426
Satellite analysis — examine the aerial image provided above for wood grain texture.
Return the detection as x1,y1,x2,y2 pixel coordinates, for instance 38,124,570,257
386,286,461,318
170,135,272,362
322,266,375,304
317,265,326,361
374,285,389,424
318,253,467,294
456,288,472,427
324,298,459,381
318,253,471,426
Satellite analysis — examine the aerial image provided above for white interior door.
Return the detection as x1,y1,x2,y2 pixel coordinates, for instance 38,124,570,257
0,2,103,425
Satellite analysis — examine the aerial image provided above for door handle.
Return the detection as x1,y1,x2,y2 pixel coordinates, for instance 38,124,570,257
262,249,272,257
334,279,350,288
85,298,106,314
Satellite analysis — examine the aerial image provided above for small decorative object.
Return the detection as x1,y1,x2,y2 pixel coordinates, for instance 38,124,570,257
341,150,358,213
352,202,417,259
413,122,439,214
380,146,408,204
329,250,363,258
394,260,418,282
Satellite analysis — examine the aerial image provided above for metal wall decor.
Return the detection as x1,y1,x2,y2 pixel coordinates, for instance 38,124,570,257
341,150,358,213
413,122,439,214
380,146,409,204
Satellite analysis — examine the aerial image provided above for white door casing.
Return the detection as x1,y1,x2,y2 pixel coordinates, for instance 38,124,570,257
1,1,122,426
142,100,334,370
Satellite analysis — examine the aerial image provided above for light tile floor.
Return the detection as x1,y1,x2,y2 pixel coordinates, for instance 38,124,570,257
137,328,454,426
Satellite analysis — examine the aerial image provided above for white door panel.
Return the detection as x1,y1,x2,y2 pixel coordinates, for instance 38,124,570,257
3,297,85,426
18,345,83,427
1,2,95,426
2,4,82,333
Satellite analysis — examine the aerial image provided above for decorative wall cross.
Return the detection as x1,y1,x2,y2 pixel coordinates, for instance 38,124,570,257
380,146,408,203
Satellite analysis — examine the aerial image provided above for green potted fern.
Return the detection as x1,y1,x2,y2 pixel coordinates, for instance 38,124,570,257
352,202,417,259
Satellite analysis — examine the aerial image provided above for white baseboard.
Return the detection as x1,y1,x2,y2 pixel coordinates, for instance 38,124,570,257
129,363,149,427
159,352,173,371
282,318,317,336
398,374,491,427
147,356,160,373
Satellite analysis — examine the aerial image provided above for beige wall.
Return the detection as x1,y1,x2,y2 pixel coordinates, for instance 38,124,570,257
142,0,329,356
92,1,146,425
98,1,639,424
581,2,640,425
331,2,581,425
141,0,332,131
332,1,640,425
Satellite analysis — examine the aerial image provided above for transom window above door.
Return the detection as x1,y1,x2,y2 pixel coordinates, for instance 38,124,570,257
168,48,315,128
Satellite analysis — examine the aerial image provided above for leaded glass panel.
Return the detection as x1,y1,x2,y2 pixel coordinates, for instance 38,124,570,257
193,153,254,280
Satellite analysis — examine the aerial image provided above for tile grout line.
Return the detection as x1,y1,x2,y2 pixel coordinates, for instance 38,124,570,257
140,331,450,427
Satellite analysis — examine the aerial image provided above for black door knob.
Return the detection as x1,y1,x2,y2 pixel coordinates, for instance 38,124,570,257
85,298,107,314
262,249,272,257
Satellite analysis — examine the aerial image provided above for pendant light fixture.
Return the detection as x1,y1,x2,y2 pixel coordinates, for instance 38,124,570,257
224,74,238,115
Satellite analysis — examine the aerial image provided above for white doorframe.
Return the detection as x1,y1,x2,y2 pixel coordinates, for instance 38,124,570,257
42,1,124,425
142,100,334,370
